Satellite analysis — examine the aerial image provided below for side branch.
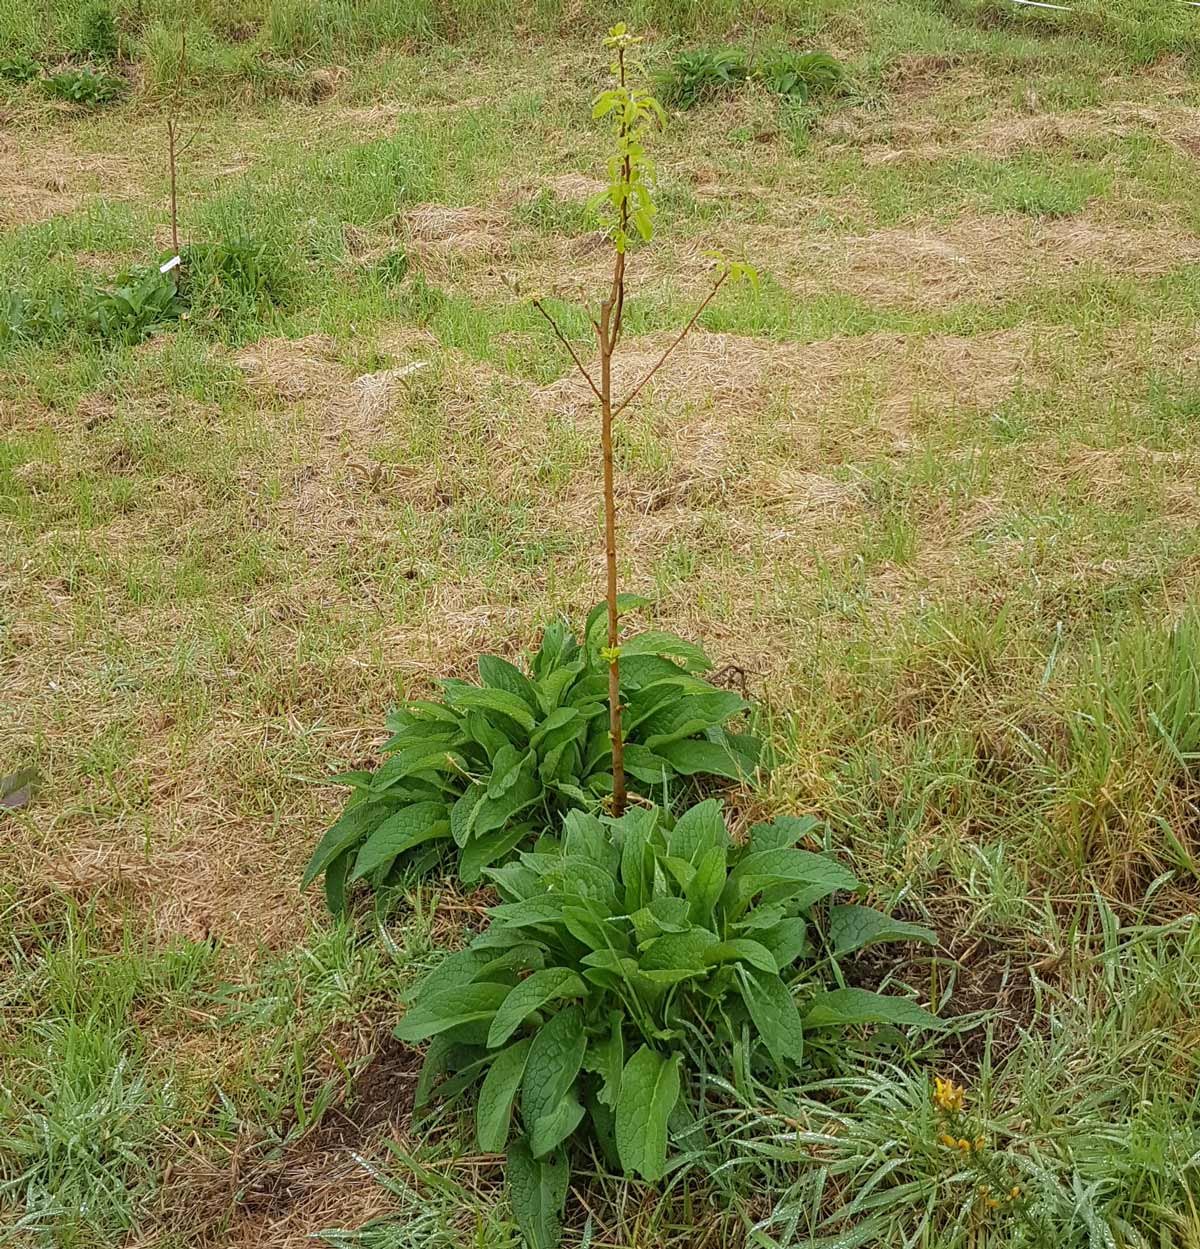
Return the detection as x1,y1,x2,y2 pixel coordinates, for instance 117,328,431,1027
532,298,603,401
611,271,727,419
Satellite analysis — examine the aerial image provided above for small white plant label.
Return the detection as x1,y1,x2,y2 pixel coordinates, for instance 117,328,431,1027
160,255,182,274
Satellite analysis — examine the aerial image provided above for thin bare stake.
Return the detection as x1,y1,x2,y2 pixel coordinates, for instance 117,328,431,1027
167,119,179,254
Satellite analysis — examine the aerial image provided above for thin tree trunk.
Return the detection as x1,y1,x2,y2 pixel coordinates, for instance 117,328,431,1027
167,119,179,254
600,274,626,816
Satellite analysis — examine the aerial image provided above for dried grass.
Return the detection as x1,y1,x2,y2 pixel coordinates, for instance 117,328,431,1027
0,126,138,228
755,215,1200,311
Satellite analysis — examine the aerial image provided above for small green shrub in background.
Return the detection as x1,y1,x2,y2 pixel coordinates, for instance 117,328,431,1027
656,46,748,108
757,50,845,101
658,44,845,110
43,65,124,106
397,801,939,1248
71,2,119,61
302,607,762,909
87,266,184,345
0,51,40,83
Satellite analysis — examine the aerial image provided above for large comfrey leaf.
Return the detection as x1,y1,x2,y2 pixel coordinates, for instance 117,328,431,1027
401,799,942,1227
302,613,762,907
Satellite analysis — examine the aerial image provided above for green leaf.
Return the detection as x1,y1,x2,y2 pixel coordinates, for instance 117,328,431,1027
619,630,712,672
804,988,943,1030
686,845,727,925
640,928,719,972
656,737,752,780
528,1093,585,1158
451,784,487,848
477,1038,532,1152
704,938,778,975
828,905,937,957
478,654,538,710
487,744,527,799
619,808,656,913
522,1006,587,1159
585,594,652,652
641,691,747,749
474,767,540,839
667,799,730,864
584,1011,625,1108
488,969,587,1047
394,982,510,1043
445,685,536,732
614,1046,680,1181
619,743,673,786
722,848,857,914
323,847,352,915
458,822,532,885
739,969,804,1070
756,917,810,970
529,705,582,749
349,801,450,880
302,800,389,889
748,815,821,853
507,1139,568,1249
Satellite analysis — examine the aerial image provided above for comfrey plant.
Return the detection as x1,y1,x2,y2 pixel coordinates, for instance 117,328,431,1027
398,800,939,1247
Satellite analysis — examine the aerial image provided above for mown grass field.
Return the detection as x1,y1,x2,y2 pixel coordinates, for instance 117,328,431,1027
2,1,1200,1245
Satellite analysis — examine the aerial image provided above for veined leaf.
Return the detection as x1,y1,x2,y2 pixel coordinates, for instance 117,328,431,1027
722,848,857,914
488,969,587,1047
487,743,527,799
619,630,712,673
521,1006,587,1159
584,594,653,652
302,800,390,889
739,969,804,1070
324,847,352,916
475,768,540,838
507,1139,568,1249
749,814,821,853
640,928,719,972
444,685,536,732
478,654,538,710
686,845,727,925
528,1093,585,1158
704,938,778,975
584,1012,625,1108
458,822,533,885
394,982,510,1043
451,784,487,848
640,691,748,749
477,1038,532,1152
614,1046,680,1181
657,737,753,780
349,802,449,880
828,905,937,957
668,799,730,864
804,988,943,1030
756,917,810,970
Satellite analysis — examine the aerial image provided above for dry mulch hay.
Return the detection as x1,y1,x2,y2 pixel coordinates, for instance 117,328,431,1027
0,126,139,228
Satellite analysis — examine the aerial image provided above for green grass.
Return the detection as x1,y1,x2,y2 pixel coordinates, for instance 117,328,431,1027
3,0,1200,1245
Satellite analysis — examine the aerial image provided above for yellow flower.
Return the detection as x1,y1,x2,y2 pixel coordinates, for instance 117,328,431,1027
939,1133,959,1149
933,1075,966,1114
958,1138,973,1152
1009,1185,1022,1200
974,1135,987,1151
